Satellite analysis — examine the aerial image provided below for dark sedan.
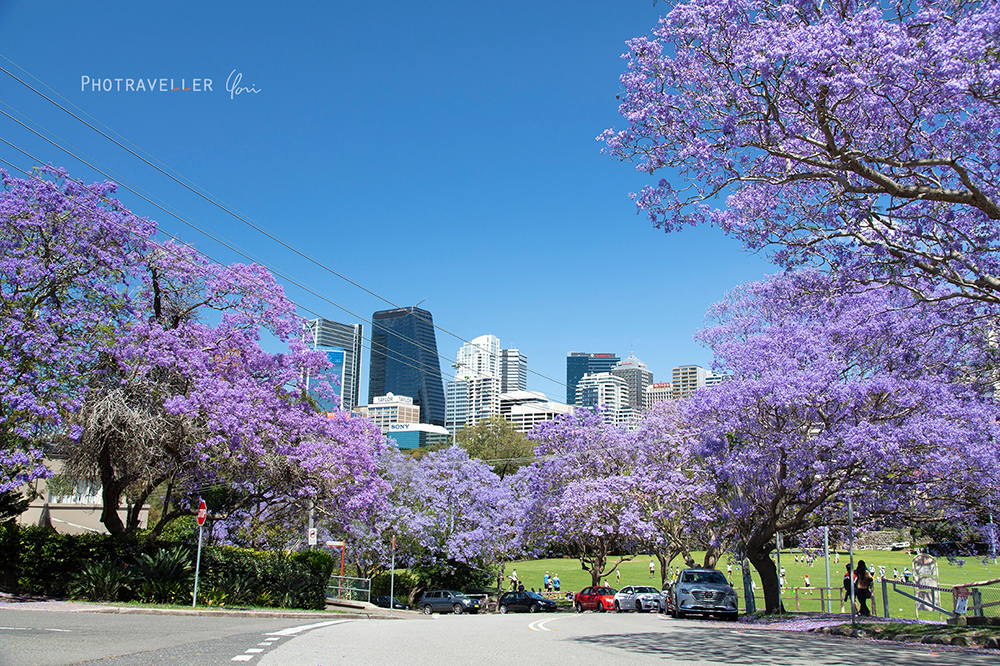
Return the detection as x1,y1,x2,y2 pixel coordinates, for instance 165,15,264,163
372,595,410,610
498,591,558,613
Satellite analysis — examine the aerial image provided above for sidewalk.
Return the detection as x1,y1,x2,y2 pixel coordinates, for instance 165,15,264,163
0,593,421,620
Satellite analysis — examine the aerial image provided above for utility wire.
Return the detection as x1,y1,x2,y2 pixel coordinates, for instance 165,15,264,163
0,113,461,385
0,56,570,393
0,152,459,389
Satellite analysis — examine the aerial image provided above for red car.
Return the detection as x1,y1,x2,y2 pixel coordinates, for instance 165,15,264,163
574,586,617,612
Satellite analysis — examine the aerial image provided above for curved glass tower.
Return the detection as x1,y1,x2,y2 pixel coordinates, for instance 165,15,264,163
368,307,446,426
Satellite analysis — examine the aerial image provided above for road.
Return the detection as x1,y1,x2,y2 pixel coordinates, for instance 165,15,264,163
1,607,997,665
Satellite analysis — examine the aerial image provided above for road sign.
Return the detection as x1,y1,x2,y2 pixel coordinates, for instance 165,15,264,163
308,528,317,546
329,540,345,548
196,500,207,526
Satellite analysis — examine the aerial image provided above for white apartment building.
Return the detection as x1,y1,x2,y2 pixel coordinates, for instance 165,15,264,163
499,390,575,434
575,372,629,424
454,334,500,380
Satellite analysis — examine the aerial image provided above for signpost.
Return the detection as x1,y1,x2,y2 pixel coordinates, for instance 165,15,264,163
390,535,396,617
327,540,346,598
192,499,207,608
308,528,318,546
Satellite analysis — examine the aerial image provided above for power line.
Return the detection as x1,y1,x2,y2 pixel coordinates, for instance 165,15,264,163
0,56,571,393
0,114,460,386
0,153,459,390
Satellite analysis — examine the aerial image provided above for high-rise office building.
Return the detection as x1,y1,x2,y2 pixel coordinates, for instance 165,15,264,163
500,349,528,393
354,393,420,431
611,352,653,411
368,307,446,426
304,318,363,412
447,334,512,434
566,352,620,405
671,365,723,398
644,382,674,408
575,372,629,418
454,334,501,380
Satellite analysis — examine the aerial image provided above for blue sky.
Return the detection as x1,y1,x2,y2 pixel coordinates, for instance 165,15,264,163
0,0,775,401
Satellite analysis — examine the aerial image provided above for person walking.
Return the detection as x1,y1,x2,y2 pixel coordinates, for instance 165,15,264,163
843,564,855,611
649,560,655,579
855,560,874,616
553,573,561,592
544,571,551,592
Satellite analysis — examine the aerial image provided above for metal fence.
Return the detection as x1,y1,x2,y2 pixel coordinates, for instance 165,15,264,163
739,578,1000,620
327,575,371,603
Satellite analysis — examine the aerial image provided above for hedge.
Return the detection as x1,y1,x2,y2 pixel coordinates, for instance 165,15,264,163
0,522,334,610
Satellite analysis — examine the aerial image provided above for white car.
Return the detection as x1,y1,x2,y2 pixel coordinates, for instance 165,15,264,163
613,585,661,612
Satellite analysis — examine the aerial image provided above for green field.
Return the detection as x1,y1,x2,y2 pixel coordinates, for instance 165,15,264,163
509,550,1000,620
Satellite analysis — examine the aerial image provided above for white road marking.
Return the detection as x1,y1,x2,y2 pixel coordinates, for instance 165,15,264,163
0,627,71,633
231,656,253,662
263,637,281,642
528,617,560,632
264,619,350,636
246,648,264,653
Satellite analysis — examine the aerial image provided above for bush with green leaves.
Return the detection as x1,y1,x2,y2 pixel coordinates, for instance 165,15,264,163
2,527,333,610
134,546,193,604
68,560,133,601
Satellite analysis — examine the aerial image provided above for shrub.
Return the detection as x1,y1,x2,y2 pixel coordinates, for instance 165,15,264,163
68,560,133,601
134,546,193,604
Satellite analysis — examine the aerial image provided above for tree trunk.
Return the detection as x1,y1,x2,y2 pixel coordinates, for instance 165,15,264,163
747,541,782,613
703,545,722,569
656,548,680,587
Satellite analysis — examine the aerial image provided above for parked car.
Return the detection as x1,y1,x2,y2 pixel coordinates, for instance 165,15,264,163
614,585,660,612
372,595,410,610
573,586,617,612
419,590,482,615
663,569,738,620
498,591,558,614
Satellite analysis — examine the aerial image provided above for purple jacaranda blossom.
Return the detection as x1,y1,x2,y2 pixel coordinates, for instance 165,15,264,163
526,409,658,587
339,446,523,590
682,270,1000,612
0,167,153,497
602,0,1000,305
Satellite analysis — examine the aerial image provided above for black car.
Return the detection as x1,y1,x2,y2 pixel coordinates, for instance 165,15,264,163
498,590,558,614
372,595,410,610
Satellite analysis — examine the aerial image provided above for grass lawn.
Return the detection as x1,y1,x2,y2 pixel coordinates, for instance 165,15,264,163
509,550,1000,620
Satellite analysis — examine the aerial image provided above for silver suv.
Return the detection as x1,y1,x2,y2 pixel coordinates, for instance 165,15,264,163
664,569,738,620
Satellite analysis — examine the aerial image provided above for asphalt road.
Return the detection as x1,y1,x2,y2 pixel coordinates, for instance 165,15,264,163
0,608,335,666
1,607,998,665
258,611,1000,666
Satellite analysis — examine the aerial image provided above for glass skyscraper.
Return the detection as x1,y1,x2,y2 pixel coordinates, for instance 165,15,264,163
368,307,446,426
566,351,620,405
304,318,363,412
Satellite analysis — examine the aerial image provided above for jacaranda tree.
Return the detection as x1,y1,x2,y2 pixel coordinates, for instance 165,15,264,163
0,167,152,516
62,240,388,536
602,0,1000,304
684,271,1000,612
526,409,656,587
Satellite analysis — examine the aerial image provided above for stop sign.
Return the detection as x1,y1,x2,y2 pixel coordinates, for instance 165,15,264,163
197,500,207,526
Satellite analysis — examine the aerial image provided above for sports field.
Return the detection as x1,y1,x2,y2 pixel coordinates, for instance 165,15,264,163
509,550,999,620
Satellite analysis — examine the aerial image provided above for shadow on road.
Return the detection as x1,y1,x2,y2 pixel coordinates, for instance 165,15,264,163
569,626,999,665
